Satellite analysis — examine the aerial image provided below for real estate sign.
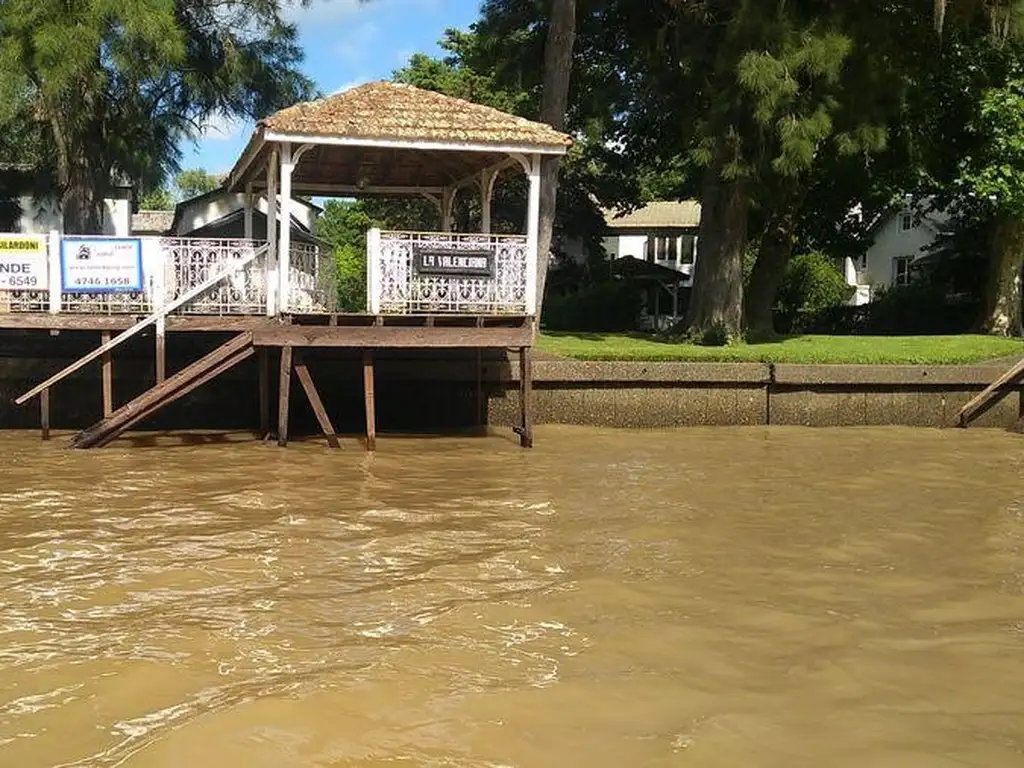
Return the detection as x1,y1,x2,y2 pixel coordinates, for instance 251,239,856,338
0,235,47,291
60,237,143,293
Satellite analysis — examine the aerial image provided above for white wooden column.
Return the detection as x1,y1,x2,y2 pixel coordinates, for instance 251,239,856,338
441,187,456,233
265,149,279,317
278,142,293,314
525,154,541,316
243,182,254,240
47,230,61,314
480,168,499,234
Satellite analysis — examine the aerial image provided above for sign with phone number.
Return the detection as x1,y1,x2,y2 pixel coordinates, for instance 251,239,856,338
60,237,143,293
0,235,47,291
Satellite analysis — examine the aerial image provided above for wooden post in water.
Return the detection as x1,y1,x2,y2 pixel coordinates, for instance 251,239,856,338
518,346,534,448
101,331,113,418
293,351,340,449
40,388,50,441
155,319,167,384
363,349,376,451
278,345,292,447
258,348,270,438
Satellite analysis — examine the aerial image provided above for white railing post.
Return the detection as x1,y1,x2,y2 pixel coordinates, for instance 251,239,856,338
367,227,381,314
265,149,279,317
278,143,293,314
525,154,541,316
47,230,61,314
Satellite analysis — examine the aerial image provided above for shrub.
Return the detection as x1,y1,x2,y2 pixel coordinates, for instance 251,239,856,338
335,244,366,311
542,279,642,332
778,252,854,315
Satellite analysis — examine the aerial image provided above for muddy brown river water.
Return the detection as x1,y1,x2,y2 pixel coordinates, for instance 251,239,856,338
0,426,1022,767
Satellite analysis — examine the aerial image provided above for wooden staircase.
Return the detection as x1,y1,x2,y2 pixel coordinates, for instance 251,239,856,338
956,356,1024,429
72,332,254,449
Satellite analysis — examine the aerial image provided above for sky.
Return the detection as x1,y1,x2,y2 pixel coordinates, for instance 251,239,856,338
182,0,482,176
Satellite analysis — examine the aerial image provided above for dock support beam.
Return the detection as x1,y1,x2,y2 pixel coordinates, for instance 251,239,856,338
40,388,50,441
101,331,113,417
518,346,534,448
155,318,166,384
258,348,270,438
363,349,376,451
294,351,340,449
278,345,292,447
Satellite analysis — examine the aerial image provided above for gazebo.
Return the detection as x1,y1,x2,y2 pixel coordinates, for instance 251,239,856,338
226,81,573,317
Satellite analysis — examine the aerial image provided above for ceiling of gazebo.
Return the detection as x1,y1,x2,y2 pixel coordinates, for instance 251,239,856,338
243,143,514,196
228,81,572,196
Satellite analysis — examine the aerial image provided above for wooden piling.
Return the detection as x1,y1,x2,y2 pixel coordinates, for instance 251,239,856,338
155,319,167,384
40,388,50,441
363,349,376,451
258,348,270,438
278,345,292,447
293,351,340,448
518,345,533,448
101,331,113,417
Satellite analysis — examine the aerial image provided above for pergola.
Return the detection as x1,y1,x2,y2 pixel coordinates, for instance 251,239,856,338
226,81,573,316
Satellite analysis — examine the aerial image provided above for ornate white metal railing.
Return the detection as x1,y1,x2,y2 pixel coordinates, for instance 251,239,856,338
162,238,267,315
368,230,530,315
287,241,337,314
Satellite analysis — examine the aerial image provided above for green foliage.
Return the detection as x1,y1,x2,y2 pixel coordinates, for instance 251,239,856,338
542,280,641,333
0,0,315,230
140,187,174,210
175,169,221,200
777,252,855,318
315,200,378,312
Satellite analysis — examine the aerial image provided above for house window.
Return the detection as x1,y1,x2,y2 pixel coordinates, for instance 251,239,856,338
679,235,696,265
858,253,868,270
645,236,678,263
893,255,914,286
899,212,914,232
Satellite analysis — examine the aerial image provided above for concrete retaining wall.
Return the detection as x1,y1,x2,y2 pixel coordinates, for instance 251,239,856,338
1,330,1020,432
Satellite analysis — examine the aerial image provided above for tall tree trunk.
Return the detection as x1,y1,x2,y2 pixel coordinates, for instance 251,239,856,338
979,213,1024,336
744,182,805,337
48,96,104,234
534,0,576,324
685,143,748,340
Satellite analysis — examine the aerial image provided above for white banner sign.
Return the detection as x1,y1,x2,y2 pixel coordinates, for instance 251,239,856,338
61,237,143,293
0,235,47,291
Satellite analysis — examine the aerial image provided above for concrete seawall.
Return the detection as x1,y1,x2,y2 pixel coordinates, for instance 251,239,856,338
487,360,1024,430
1,330,1021,432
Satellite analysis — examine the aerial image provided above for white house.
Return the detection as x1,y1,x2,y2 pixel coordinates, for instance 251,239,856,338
601,200,701,287
166,187,321,238
14,185,133,237
846,197,949,304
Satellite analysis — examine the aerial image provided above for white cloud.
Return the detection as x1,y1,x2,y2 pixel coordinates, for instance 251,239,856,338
198,112,248,142
334,21,380,61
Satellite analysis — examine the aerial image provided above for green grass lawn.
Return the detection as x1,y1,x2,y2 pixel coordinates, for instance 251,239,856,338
537,332,1024,365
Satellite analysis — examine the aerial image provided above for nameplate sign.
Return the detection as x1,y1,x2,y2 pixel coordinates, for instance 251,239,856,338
0,235,47,291
61,237,143,293
413,247,495,279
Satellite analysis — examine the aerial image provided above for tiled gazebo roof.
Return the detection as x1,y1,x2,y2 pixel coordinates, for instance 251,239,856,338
261,81,573,150
228,82,572,195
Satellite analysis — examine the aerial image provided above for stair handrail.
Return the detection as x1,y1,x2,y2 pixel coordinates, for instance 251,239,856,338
14,244,269,406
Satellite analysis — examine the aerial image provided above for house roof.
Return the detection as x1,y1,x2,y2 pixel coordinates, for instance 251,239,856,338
602,201,702,230
262,81,573,150
612,256,689,285
132,210,174,235
168,186,322,235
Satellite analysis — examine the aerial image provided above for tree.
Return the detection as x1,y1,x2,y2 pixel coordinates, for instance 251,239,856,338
175,168,221,200
315,200,377,311
0,0,314,233
140,187,174,211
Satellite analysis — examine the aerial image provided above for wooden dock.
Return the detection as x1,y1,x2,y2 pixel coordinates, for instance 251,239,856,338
6,312,536,450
